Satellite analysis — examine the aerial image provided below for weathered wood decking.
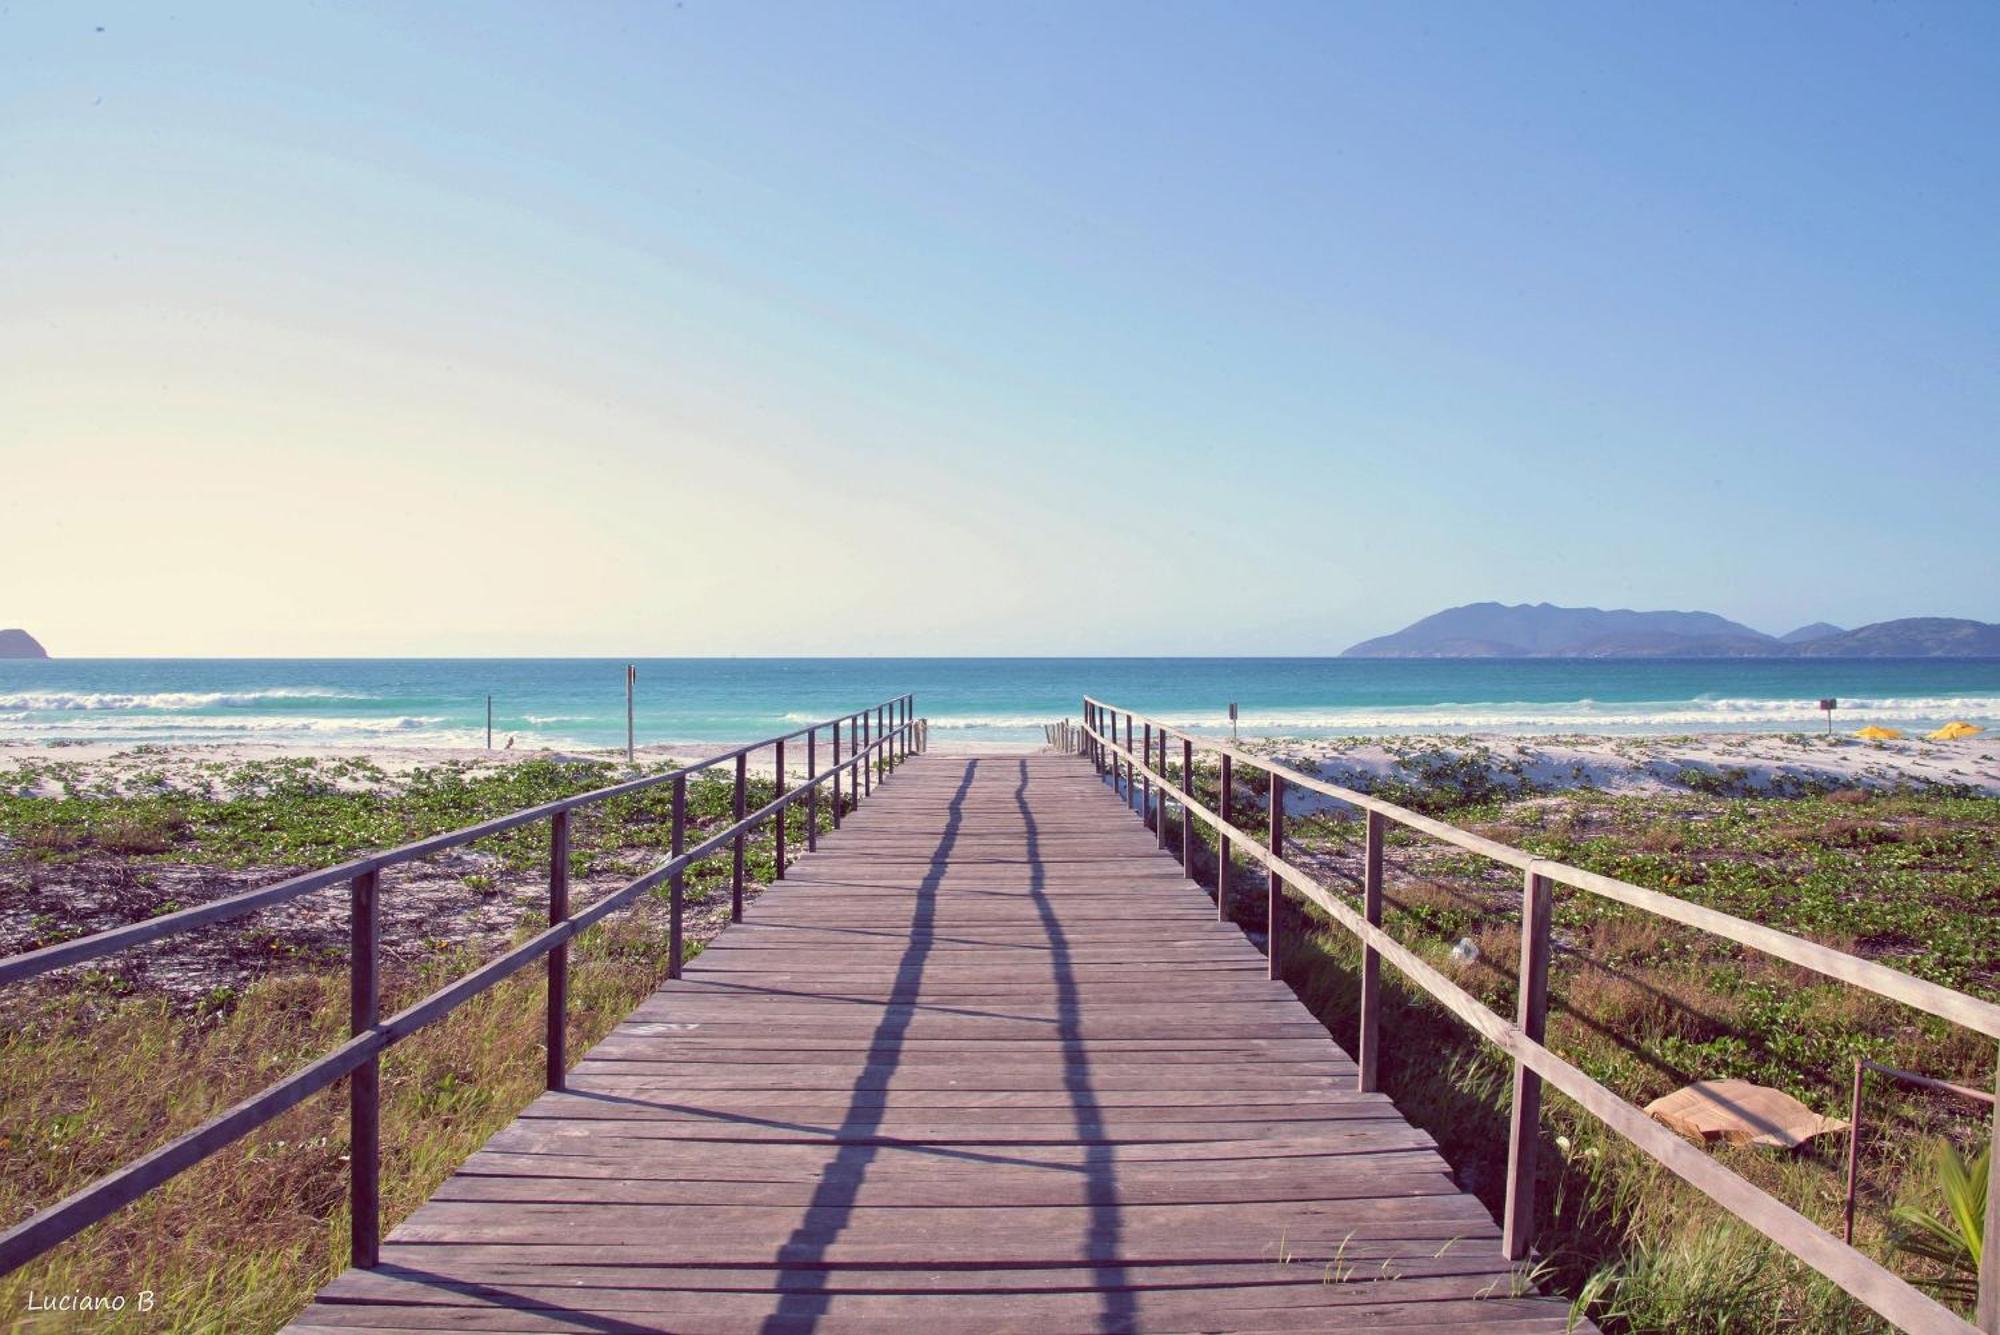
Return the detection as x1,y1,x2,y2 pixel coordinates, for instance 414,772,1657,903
292,753,1580,1333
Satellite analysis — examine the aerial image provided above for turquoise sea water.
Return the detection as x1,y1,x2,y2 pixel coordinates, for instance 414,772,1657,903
1,659,1997,749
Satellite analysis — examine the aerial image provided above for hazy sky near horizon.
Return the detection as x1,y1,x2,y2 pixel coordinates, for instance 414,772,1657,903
4,2,1996,657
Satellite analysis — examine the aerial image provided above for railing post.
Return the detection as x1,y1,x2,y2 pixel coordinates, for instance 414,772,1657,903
1267,775,1283,982
1359,810,1384,1093
1844,1057,1865,1245
774,738,787,880
1181,737,1193,875
1217,752,1232,922
1980,1055,2000,1332
546,811,570,1091
349,868,380,1270
1124,714,1135,810
731,751,747,922
669,773,685,979
831,723,843,828
1142,723,1153,829
807,727,819,853
1156,728,1169,851
862,713,871,797
1503,868,1554,1260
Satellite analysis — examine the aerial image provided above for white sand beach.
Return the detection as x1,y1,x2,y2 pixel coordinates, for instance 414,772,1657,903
0,734,1032,797
1242,729,2000,804
2,729,1992,800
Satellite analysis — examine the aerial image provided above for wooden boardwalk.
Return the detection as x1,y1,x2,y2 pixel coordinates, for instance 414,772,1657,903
292,753,1580,1334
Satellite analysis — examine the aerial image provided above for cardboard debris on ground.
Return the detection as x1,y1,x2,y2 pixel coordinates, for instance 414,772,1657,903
1643,1079,1848,1149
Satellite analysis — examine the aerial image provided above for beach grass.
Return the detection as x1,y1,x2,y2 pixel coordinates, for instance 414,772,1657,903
2,747,1993,1331
1165,766,1998,1332
0,754,843,1332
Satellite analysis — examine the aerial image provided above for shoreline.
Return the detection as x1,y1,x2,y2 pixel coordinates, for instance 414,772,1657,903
3,729,1992,798
1247,728,1998,800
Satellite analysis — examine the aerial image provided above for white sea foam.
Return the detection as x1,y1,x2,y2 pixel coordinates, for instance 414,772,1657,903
927,696,2000,734
0,714,444,737
0,688,371,712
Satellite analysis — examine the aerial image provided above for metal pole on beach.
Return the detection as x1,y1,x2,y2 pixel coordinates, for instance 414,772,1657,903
626,665,636,762
486,695,493,750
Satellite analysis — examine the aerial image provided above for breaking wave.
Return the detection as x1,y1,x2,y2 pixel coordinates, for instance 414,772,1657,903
0,688,371,711
0,714,445,737
929,696,2000,734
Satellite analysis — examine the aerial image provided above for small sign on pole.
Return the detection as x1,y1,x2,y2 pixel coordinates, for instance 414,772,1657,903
1228,702,1239,742
1818,698,1837,735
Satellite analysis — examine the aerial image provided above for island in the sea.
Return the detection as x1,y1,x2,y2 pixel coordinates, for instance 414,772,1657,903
0,629,48,660
1343,603,2000,658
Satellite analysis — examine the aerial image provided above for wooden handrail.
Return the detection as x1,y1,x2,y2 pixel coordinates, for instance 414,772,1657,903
0,695,925,1277
0,693,915,988
1081,697,2000,1043
1081,696,1998,1335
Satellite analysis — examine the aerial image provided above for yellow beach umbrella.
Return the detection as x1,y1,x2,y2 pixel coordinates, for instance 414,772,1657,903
1927,720,1981,741
1855,725,1904,741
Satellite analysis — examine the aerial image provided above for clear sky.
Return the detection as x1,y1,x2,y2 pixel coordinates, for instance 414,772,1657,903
4,2,1995,656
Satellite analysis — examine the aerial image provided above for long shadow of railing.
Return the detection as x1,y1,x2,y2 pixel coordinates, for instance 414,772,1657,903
1015,758,1133,1331
759,761,977,1331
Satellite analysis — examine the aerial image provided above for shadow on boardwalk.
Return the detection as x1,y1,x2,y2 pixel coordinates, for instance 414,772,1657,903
761,760,979,1330
291,753,1583,1334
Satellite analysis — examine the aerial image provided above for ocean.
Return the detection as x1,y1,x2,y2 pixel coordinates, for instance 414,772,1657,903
1,658,1997,750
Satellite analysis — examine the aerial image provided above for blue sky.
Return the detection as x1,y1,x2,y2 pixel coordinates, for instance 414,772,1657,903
4,2,1995,655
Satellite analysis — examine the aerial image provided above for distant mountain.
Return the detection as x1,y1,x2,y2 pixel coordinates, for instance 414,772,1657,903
1342,602,1781,658
1793,618,2000,658
0,629,48,659
1343,605,2000,658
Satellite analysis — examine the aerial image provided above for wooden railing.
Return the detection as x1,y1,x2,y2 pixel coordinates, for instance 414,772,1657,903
0,694,925,1276
1077,696,2000,1335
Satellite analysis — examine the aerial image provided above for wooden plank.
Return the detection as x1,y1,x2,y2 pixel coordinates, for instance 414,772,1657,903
287,752,1585,1334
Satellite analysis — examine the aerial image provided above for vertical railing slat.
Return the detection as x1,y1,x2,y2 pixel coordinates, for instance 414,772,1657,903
349,868,380,1270
546,811,570,1091
1503,869,1554,1260
669,773,685,979
1358,810,1384,1093
807,727,819,853
1980,1059,1999,1332
1181,737,1194,874
1142,723,1153,830
774,738,787,881
1267,774,1284,982
731,752,747,922
1125,714,1135,809
1217,752,1232,923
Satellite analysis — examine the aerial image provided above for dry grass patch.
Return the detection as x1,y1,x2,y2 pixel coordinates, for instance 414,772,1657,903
0,914,680,1333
